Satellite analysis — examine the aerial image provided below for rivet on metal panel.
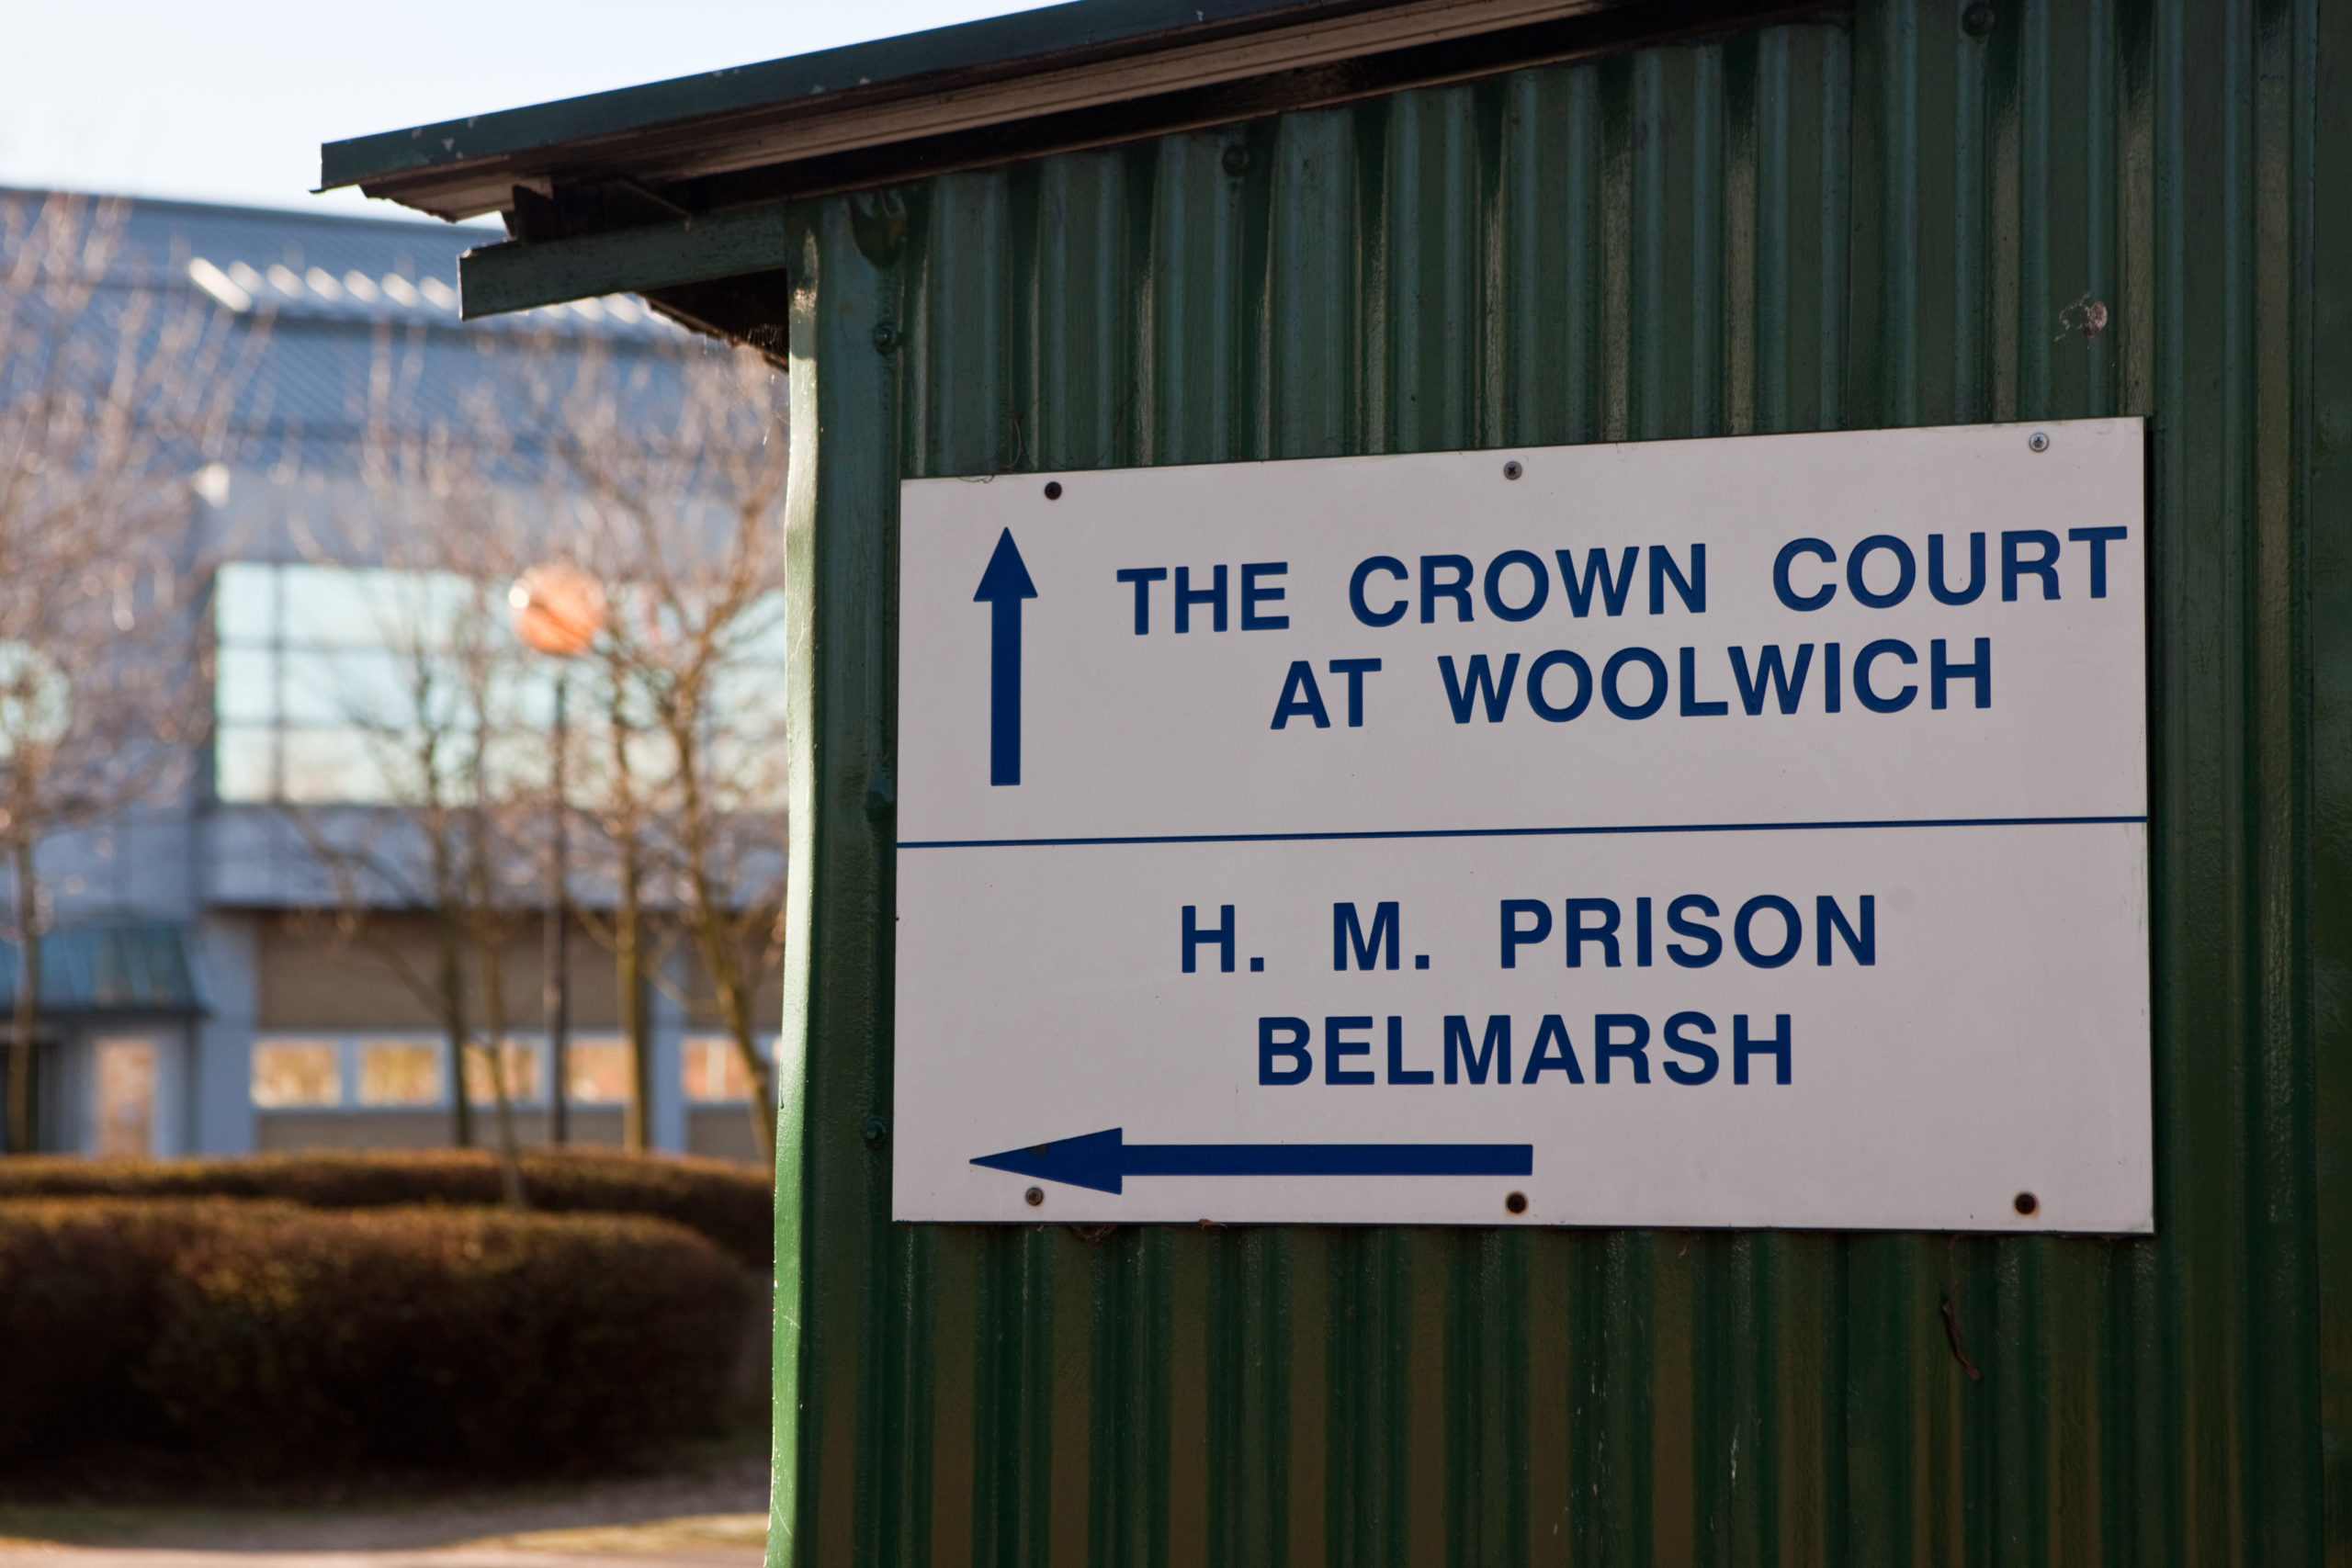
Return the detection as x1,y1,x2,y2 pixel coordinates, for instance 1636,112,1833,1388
1023,1187,1045,1207
1505,1191,1528,1214
1221,145,1249,176
1044,480,1063,500
2028,432,2051,453
871,320,900,354
1962,3,1996,36
860,1116,889,1149
2013,1190,2039,1215
1503,460,1523,480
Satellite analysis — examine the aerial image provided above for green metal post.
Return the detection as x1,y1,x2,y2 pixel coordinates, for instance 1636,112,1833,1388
771,197,905,1568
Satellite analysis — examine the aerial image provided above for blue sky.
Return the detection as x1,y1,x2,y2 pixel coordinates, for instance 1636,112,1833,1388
0,0,1047,220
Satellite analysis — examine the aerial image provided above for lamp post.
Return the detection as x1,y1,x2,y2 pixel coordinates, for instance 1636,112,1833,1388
508,564,604,1147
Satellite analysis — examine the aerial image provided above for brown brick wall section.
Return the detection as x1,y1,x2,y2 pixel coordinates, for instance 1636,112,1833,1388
256,912,620,1031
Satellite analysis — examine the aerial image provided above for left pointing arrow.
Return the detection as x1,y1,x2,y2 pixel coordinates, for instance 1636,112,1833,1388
973,1128,1535,1195
973,528,1037,786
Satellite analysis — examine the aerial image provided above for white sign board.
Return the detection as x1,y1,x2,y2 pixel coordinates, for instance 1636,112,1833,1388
892,420,2151,1232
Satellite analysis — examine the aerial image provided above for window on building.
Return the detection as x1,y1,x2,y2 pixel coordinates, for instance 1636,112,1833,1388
356,1039,443,1106
214,561,540,806
682,1035,774,1103
565,1037,633,1104
462,1039,543,1106
213,560,787,808
251,1038,341,1108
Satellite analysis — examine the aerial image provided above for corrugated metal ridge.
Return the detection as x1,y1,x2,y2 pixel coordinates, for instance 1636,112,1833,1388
325,0,1806,221
764,0,2351,1560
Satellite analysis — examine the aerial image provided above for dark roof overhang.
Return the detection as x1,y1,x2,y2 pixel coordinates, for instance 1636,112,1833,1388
322,0,1814,336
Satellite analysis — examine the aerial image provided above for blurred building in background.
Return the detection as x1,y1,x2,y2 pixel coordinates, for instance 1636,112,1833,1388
1,191,782,1161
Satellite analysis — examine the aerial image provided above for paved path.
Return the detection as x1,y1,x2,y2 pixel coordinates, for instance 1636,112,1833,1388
0,1453,767,1568
0,1540,762,1568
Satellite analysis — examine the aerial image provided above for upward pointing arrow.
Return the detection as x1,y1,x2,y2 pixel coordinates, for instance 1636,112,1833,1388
973,528,1037,787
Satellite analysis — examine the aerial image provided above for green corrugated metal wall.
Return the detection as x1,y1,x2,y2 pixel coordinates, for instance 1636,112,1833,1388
773,0,2352,1561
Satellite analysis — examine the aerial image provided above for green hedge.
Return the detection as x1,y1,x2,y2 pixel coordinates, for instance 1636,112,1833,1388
0,1200,757,1482
0,1149,773,1269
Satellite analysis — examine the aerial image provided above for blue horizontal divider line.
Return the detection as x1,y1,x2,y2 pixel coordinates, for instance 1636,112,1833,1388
898,814,2149,851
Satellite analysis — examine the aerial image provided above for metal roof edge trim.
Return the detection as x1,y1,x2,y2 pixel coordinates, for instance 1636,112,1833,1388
447,0,1819,311
459,204,796,318
326,0,1795,223
320,0,1380,193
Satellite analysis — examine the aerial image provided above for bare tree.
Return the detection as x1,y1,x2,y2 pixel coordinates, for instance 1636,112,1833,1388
518,333,791,1163
276,331,538,1201
273,314,789,1169
0,194,254,1153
